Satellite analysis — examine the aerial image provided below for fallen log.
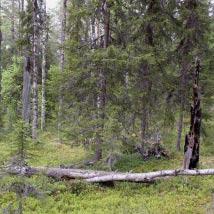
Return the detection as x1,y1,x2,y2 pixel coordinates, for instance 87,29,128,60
6,166,214,183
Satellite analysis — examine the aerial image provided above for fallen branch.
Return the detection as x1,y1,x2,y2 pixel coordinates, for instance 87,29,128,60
7,166,214,183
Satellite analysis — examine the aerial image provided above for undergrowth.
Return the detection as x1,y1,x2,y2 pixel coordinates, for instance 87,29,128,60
0,132,213,214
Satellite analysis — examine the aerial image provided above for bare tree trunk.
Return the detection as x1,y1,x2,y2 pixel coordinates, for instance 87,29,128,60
58,0,67,142
8,166,214,183
22,56,31,123
41,0,47,131
183,58,201,169
32,0,39,139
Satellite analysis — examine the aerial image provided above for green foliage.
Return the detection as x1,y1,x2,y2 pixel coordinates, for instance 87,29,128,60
1,57,23,128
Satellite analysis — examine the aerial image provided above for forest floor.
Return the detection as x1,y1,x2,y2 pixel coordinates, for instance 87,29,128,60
0,132,214,214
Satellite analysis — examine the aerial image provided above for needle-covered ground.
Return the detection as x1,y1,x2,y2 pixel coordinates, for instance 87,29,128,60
0,132,214,214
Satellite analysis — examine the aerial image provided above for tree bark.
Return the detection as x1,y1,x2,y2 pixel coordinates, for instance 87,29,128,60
176,73,186,151
58,0,67,142
183,58,201,169
8,166,214,183
20,0,32,124
177,0,201,151
32,0,39,139
0,0,2,102
22,56,31,123
11,0,15,55
41,0,48,131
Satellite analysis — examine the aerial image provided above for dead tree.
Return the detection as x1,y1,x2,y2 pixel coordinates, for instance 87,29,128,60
8,166,214,183
183,58,202,169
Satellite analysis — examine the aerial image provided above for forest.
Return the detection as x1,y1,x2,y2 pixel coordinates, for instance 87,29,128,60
0,0,214,213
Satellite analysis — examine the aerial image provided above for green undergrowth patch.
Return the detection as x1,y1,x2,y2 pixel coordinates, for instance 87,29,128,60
0,132,214,213
0,175,213,213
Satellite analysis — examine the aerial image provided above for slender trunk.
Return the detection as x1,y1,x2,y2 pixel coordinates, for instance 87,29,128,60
140,55,151,147
177,109,183,151
41,0,47,131
91,17,96,48
177,54,189,150
177,70,186,151
0,0,2,102
41,41,46,131
103,0,110,49
140,3,155,146
21,0,32,124
22,56,31,123
94,0,110,161
18,0,24,54
11,0,15,55
32,0,39,139
141,107,148,144
58,0,67,142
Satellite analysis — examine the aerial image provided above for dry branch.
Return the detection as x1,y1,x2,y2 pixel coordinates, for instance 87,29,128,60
7,166,214,183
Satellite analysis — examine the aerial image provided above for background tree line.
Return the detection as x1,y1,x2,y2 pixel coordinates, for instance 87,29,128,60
0,0,213,164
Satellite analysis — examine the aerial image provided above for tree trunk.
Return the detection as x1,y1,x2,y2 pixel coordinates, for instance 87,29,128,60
20,0,32,124
41,0,47,131
32,0,39,139
58,0,67,142
8,166,214,183
94,0,110,161
177,0,201,151
11,0,15,55
139,3,156,146
176,83,186,151
176,111,183,151
22,56,31,123
183,58,201,169
0,0,2,102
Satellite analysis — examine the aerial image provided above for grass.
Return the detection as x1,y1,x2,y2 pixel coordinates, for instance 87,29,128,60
0,132,214,214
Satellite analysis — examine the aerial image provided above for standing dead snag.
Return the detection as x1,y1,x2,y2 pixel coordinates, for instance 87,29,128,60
183,58,202,169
